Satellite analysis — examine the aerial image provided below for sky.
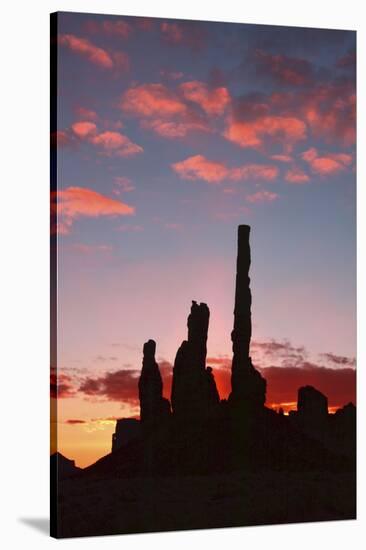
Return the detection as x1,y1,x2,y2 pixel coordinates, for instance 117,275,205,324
51,12,356,468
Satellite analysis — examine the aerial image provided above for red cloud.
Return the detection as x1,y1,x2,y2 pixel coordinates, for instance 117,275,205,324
202,360,355,411
262,365,356,410
50,371,76,399
51,186,135,235
224,115,306,150
205,341,355,410
66,419,86,425
58,34,114,69
246,191,278,203
73,340,355,414
51,130,71,148
285,167,310,184
171,155,278,184
79,369,140,404
301,147,353,175
254,49,314,86
180,81,231,115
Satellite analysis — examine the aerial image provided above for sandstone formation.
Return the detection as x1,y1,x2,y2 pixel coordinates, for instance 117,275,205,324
228,225,266,411
171,301,220,421
138,339,170,425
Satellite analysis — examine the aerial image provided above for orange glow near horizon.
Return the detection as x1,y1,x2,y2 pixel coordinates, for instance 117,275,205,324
53,393,351,468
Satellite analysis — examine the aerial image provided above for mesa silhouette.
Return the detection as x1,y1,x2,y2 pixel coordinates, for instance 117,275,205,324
53,225,356,538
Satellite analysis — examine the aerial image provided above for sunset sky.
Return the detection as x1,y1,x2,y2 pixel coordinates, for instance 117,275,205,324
52,12,356,468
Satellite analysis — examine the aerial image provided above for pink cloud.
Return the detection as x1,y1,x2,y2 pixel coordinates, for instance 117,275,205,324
301,147,318,163
69,118,142,157
224,115,306,150
121,83,210,138
227,80,355,153
90,131,143,157
141,118,208,138
271,154,292,163
180,81,231,115
51,186,135,234
285,167,310,184
58,34,114,69
310,157,345,175
71,121,97,138
331,152,353,166
121,83,187,117
301,147,353,175
59,33,129,73
301,84,356,146
171,155,278,184
172,155,229,183
230,164,278,182
246,190,279,203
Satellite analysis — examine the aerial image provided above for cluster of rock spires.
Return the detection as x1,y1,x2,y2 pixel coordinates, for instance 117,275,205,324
109,225,355,475
135,225,266,429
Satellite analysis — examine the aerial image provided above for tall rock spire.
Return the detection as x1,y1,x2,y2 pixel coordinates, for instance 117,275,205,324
229,225,266,410
138,339,171,425
171,301,219,420
232,225,252,367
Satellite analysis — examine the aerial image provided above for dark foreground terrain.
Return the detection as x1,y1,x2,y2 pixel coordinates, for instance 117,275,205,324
56,469,355,538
